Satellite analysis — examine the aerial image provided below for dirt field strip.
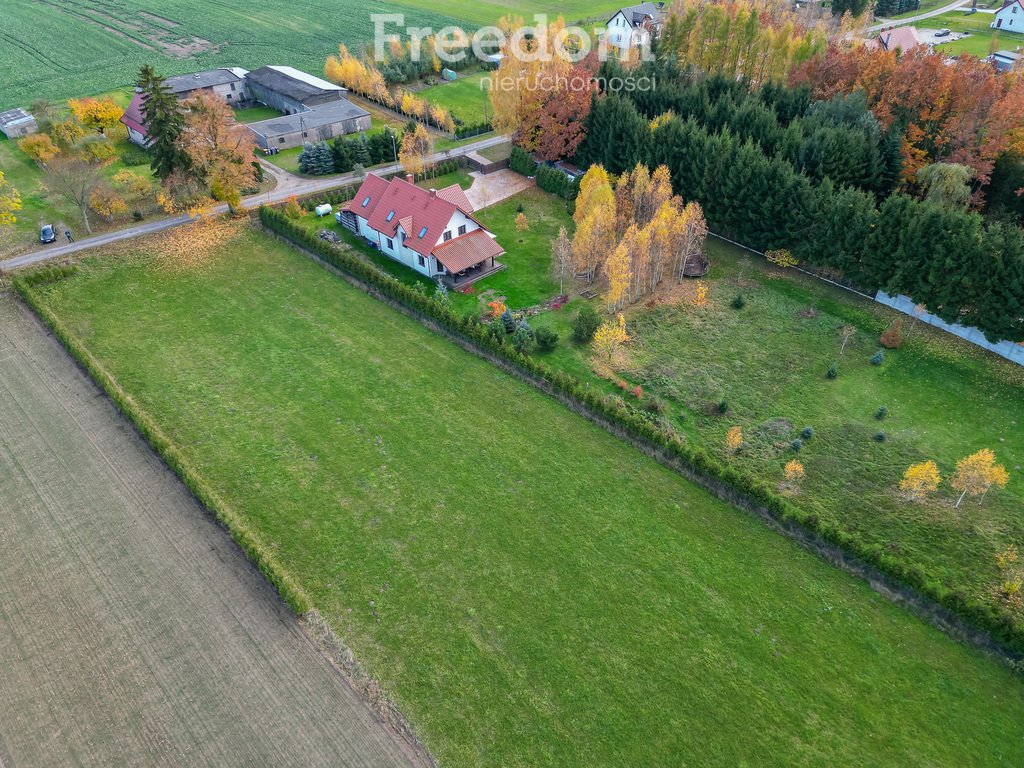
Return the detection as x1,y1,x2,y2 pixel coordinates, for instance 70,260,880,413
0,293,414,768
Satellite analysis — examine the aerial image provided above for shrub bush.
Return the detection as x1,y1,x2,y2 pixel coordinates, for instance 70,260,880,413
876,406,889,420
119,144,150,166
791,438,803,452
512,324,535,353
501,308,516,334
645,397,667,415
717,399,729,414
509,146,538,176
870,349,885,366
801,426,814,440
873,431,887,442
826,363,838,379
572,304,601,343
731,294,746,310
535,326,559,352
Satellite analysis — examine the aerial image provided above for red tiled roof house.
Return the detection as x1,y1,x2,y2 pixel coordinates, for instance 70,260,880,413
338,173,504,283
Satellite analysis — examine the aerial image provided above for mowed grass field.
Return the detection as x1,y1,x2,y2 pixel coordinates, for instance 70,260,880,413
29,226,1024,767
0,0,622,110
529,231,1024,631
0,294,411,768
418,73,494,125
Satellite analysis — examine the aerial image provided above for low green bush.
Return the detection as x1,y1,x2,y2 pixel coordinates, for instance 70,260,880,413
572,304,601,343
535,326,559,352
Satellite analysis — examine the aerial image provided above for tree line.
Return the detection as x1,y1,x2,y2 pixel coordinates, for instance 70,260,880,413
576,92,1024,342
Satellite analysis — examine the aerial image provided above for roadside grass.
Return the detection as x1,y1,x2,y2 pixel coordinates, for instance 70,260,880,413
392,0,624,26
476,141,511,163
30,228,1024,767
524,225,1024,626
886,0,964,19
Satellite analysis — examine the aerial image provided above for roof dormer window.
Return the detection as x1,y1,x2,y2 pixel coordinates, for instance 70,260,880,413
419,226,428,238
361,196,370,207
386,210,396,222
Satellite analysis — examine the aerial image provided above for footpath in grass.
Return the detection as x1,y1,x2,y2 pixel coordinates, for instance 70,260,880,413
30,226,1024,768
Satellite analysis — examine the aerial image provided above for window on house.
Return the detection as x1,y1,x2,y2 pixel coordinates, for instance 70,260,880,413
362,196,371,207
386,210,395,222
443,230,452,241
457,224,466,235
419,226,428,238
231,83,236,91
278,137,285,144
226,94,232,100
417,255,425,267
436,262,445,275
386,238,393,249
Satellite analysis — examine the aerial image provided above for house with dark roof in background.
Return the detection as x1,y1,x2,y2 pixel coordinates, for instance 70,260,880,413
338,173,504,284
0,108,38,139
605,3,666,52
121,67,249,146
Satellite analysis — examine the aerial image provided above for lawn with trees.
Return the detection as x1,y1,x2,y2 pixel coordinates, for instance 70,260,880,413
24,226,1024,767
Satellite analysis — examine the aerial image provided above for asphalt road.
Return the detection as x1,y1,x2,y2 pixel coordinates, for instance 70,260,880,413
0,133,509,272
867,0,969,32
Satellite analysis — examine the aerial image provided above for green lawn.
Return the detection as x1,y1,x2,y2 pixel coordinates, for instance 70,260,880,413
233,105,282,124
477,141,511,163
524,226,1024,635
29,227,1024,767
419,73,494,125
916,10,1023,57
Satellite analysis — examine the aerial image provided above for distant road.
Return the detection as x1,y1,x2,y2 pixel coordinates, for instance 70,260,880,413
0,133,509,272
867,0,969,32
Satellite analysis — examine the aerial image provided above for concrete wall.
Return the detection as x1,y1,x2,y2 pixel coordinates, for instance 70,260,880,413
251,113,371,150
875,290,1024,366
247,82,307,115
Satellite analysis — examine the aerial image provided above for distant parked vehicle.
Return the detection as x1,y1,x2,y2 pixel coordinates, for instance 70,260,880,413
935,28,951,37
39,224,57,244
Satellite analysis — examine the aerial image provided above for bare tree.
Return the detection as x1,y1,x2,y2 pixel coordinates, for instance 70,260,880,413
551,226,572,295
839,324,857,355
44,157,104,234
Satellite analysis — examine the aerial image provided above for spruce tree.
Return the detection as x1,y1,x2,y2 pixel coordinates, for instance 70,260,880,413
137,65,188,181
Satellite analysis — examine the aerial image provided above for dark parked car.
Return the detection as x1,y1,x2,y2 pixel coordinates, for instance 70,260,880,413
39,224,57,244
935,28,952,37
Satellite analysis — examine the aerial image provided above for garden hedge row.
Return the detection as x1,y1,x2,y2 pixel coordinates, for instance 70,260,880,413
13,277,315,618
258,205,1024,661
509,146,578,200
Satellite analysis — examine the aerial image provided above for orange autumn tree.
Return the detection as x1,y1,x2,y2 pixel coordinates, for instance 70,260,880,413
176,91,256,211
790,45,1024,193
19,133,59,164
725,426,743,453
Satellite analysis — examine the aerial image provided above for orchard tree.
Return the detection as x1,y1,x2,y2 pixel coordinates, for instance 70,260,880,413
18,134,59,164
50,120,85,149
68,97,123,134
899,460,941,502
0,171,22,226
44,156,105,233
951,449,1009,507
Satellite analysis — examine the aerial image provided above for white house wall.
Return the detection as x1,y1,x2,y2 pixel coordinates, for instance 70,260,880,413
992,3,1024,31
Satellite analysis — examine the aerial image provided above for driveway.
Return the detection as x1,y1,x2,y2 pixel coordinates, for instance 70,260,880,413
465,169,535,210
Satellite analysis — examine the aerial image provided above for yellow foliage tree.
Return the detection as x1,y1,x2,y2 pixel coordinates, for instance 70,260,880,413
572,164,616,282
515,212,529,231
592,314,629,363
19,133,59,164
898,460,941,502
399,123,433,178
89,186,128,222
784,459,805,484
0,171,22,226
692,280,709,308
68,97,123,134
766,248,798,269
112,169,153,202
951,449,1009,507
50,119,85,149
324,44,394,107
725,426,743,453
605,237,632,313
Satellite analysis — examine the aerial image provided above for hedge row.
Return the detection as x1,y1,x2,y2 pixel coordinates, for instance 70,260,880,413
454,122,493,140
13,277,315,618
299,159,465,211
509,146,579,201
258,205,1024,660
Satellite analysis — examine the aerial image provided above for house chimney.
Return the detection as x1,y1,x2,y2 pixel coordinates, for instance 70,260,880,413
406,173,414,184
429,188,436,197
